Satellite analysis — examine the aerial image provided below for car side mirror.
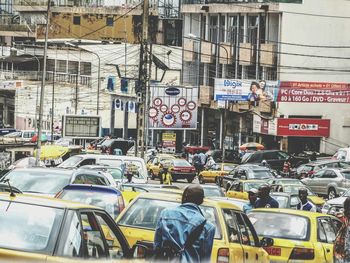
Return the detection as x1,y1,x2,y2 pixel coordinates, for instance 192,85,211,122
260,237,274,247
132,244,149,258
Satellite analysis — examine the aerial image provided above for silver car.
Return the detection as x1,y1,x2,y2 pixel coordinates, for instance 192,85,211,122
302,168,350,199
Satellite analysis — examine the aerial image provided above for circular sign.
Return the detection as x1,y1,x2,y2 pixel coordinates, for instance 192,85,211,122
180,110,192,122
153,98,162,107
149,107,158,118
187,101,197,111
160,104,168,113
171,104,180,113
178,98,187,106
161,113,176,127
165,87,181,96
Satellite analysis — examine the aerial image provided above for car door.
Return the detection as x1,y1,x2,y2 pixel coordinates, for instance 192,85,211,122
235,212,264,263
227,182,241,198
317,217,338,263
306,170,326,194
319,170,337,195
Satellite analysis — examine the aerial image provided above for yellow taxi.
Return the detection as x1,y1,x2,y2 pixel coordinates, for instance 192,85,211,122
226,180,266,200
198,163,237,184
248,208,342,262
0,192,139,261
147,154,176,179
274,184,325,209
116,193,271,263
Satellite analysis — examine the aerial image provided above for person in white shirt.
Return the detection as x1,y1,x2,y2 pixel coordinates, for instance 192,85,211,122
296,188,316,212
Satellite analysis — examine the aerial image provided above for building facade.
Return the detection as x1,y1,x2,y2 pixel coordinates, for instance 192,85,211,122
181,0,350,155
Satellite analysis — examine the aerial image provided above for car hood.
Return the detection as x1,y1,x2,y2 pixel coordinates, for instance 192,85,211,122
326,196,348,206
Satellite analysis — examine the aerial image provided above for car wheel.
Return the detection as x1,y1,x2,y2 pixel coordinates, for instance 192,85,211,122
328,188,337,199
187,177,194,183
198,175,205,184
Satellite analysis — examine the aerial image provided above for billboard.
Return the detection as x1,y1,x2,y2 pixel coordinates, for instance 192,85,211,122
148,85,198,130
214,79,279,102
277,81,350,103
277,118,330,137
62,115,101,138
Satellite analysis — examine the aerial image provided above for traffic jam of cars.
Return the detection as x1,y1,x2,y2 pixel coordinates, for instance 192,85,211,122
0,142,349,262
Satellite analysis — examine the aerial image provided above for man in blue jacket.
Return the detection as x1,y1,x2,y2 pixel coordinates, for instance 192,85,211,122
154,185,215,262
255,184,279,208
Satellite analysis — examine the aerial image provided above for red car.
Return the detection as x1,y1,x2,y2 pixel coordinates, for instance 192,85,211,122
184,145,210,154
168,159,196,183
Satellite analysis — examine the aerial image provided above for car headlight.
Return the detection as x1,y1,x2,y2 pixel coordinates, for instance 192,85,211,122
322,203,331,211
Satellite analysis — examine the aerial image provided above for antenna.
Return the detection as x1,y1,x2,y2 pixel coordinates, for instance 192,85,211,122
3,179,16,197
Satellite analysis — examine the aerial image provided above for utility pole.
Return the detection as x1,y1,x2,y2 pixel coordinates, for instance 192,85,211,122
36,0,50,165
51,69,55,143
136,0,149,159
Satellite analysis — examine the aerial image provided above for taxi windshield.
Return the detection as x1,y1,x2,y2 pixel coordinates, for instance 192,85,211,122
118,198,222,239
248,212,309,241
0,201,64,253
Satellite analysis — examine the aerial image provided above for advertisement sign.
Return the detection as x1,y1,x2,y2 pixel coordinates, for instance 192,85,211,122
62,115,101,138
0,80,23,89
149,85,198,130
277,118,330,137
162,133,176,153
252,115,277,135
214,79,279,102
277,81,350,103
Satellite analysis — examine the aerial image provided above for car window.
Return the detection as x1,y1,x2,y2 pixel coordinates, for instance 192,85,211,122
270,195,289,208
173,159,191,167
249,212,309,241
95,212,124,259
339,162,350,169
335,150,347,161
59,156,84,168
59,190,122,220
243,182,265,192
318,218,337,243
203,187,224,197
57,210,83,257
2,170,72,195
341,171,350,180
223,165,236,171
80,212,107,258
79,159,96,167
0,201,64,253
262,152,279,160
106,168,123,180
322,170,337,179
222,209,241,244
246,153,262,163
73,174,108,186
235,212,258,247
314,170,326,178
250,170,274,179
98,159,123,167
118,198,222,239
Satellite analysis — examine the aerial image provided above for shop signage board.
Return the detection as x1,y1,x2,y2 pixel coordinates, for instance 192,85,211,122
0,80,23,89
277,118,330,137
148,85,198,130
214,79,279,102
253,115,277,135
277,81,350,103
162,133,176,153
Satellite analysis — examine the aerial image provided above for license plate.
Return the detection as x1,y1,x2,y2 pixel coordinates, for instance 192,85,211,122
264,247,281,256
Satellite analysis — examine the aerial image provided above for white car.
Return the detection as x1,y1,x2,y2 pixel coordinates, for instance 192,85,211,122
333,147,350,162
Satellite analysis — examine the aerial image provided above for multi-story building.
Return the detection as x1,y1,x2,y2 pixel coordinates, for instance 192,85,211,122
0,42,182,139
181,0,350,155
0,0,181,47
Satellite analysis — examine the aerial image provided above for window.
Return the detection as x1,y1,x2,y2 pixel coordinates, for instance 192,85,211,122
106,17,114,27
78,158,96,167
314,170,326,178
222,209,240,243
263,152,279,160
80,212,107,258
322,170,337,179
235,212,258,246
57,211,83,257
73,16,81,25
73,174,108,186
318,218,337,243
80,62,91,75
95,213,124,259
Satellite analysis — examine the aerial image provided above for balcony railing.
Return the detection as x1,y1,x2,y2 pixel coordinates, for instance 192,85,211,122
0,70,91,86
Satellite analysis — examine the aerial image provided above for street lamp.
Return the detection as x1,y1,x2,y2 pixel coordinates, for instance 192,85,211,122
65,42,101,115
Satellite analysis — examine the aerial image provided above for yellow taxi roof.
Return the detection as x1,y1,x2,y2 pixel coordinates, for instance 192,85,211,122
252,208,335,219
0,192,98,210
135,192,241,210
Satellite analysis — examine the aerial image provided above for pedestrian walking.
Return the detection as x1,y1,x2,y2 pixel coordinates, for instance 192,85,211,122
192,151,203,174
334,197,350,263
161,163,173,185
154,185,215,262
243,188,258,214
296,188,316,212
255,184,279,208
205,154,215,168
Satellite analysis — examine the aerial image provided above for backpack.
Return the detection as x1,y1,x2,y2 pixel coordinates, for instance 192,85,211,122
193,155,202,166
153,220,206,262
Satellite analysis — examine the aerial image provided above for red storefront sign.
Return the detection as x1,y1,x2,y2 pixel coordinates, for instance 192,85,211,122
277,118,330,137
277,81,350,103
